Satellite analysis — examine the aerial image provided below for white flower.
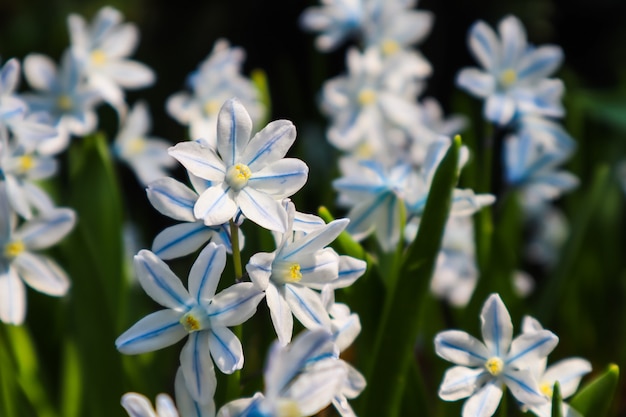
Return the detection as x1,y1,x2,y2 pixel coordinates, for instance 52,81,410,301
115,243,264,404
246,201,352,345
0,184,75,325
168,98,308,233
521,316,592,417
22,50,103,153
456,15,564,125
67,6,155,112
121,367,215,417
113,101,176,186
167,39,264,146
434,293,558,417
146,175,243,260
217,329,346,417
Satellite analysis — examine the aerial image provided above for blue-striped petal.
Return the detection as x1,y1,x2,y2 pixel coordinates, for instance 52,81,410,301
248,158,308,199
435,330,490,367
216,98,252,167
168,140,226,182
174,367,216,417
180,332,217,404
116,309,187,354
480,293,513,357
208,282,264,327
146,177,197,222
194,183,238,226
235,186,287,233
468,21,500,70
18,208,76,250
188,242,226,302
152,222,215,260
134,249,193,310
284,284,331,331
0,268,26,325
506,330,558,366
502,368,546,406
241,119,296,171
461,380,503,417
208,326,243,374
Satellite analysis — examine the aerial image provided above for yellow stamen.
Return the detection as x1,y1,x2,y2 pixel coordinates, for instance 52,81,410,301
381,39,400,56
91,49,107,66
126,138,146,155
17,155,35,173
204,100,220,115
57,95,73,111
285,264,303,283
226,163,252,191
180,312,202,333
4,241,25,258
540,382,553,398
500,69,517,87
277,400,301,417
358,89,377,106
485,357,504,376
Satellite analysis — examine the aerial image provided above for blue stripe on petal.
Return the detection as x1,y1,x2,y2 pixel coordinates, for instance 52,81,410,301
285,285,323,325
116,320,181,350
246,125,292,167
437,339,488,362
347,191,391,234
207,290,260,317
141,259,190,307
505,335,555,365
195,247,219,304
154,224,211,257
210,329,237,369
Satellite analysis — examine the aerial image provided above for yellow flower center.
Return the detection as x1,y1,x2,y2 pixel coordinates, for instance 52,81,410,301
17,155,35,173
126,137,146,155
91,49,107,66
485,357,504,376
285,263,303,283
180,312,202,333
381,39,400,56
540,382,553,398
226,163,252,191
57,95,73,111
204,100,221,115
277,400,301,417
358,89,377,106
4,241,25,258
500,68,517,87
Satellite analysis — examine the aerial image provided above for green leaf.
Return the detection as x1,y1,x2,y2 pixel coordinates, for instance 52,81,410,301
360,136,461,417
551,381,563,417
570,364,619,417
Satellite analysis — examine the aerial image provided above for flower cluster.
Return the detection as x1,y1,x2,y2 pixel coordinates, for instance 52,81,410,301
457,15,578,274
435,294,590,417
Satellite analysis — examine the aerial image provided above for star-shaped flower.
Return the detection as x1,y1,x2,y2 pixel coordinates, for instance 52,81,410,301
456,15,564,125
168,98,308,233
434,293,558,417
115,243,264,404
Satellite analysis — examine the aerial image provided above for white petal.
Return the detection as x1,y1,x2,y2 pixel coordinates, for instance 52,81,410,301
18,208,76,250
121,393,159,417
208,326,244,374
345,192,393,242
175,367,215,417
116,309,187,354
155,393,181,417
506,330,558,367
194,184,238,226
480,293,513,357
502,368,547,406
241,120,297,171
180,332,218,404
146,177,197,222
284,284,331,331
461,381,503,417
293,249,340,289
100,60,155,89
246,251,275,291
208,282,264,327
287,358,347,415
485,94,516,126
0,268,26,325
134,249,193,309
517,46,563,82
168,140,226,182
468,21,500,70
23,53,57,91
99,23,139,58
13,253,70,296
266,283,293,345
435,330,490,367
439,366,490,401
188,242,226,302
542,358,592,398
248,159,309,199
216,98,253,167
152,222,215,260
498,15,527,69
456,68,496,98
236,186,287,232
332,255,366,289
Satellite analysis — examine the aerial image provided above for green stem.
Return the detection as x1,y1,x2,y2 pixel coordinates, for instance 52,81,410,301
226,219,243,401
